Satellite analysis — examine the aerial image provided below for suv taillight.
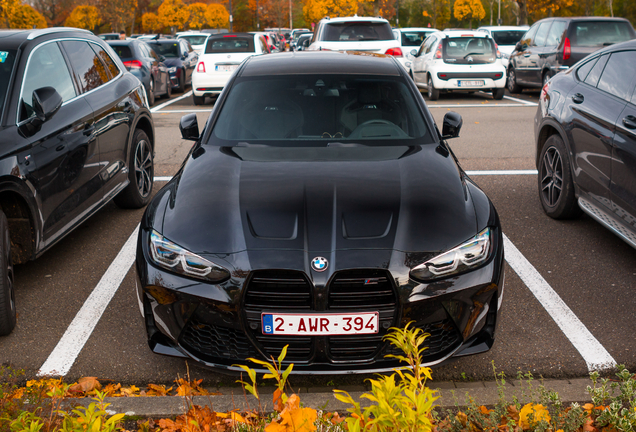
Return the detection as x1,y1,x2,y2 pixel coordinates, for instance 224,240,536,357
123,60,142,69
385,47,403,57
196,62,206,73
563,37,571,60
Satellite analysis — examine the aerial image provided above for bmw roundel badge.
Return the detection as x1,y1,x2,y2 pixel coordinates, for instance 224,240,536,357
311,256,328,272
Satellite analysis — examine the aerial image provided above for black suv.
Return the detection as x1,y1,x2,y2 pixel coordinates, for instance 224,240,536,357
0,28,155,335
508,17,635,92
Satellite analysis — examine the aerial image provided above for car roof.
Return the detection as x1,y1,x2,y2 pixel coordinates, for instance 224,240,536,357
322,16,390,24
212,32,257,39
145,39,180,44
0,28,94,49
396,27,440,32
477,26,529,31
441,30,491,38
241,51,401,77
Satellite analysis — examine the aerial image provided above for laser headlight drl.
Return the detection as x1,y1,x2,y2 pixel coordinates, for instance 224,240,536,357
410,228,492,281
149,230,230,282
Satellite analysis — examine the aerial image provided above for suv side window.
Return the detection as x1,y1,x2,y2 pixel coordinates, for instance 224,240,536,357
520,24,538,48
533,21,552,47
20,42,77,121
597,50,636,101
61,40,110,93
576,56,599,81
91,43,120,79
545,20,567,47
584,53,609,87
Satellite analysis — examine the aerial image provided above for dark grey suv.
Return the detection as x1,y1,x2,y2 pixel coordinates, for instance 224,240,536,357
508,17,635,92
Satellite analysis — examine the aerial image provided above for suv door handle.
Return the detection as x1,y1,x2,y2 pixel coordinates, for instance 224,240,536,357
83,123,95,136
623,115,636,129
572,93,584,104
523,53,531,57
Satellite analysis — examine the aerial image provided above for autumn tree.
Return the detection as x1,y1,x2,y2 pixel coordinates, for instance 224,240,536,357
65,5,101,31
31,0,74,26
303,0,358,25
207,3,229,28
142,11,162,32
158,0,190,31
9,3,47,28
454,0,486,28
187,3,208,29
423,0,450,28
98,0,138,32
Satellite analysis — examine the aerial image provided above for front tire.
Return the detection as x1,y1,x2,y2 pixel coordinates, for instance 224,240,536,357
0,210,16,336
177,70,186,93
492,88,505,100
146,77,155,106
163,75,172,99
192,93,204,105
507,67,522,94
538,134,582,219
427,75,439,101
114,129,154,209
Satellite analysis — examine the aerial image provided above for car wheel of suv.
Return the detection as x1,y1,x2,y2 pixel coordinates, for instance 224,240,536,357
507,67,522,94
538,135,581,219
163,75,172,99
427,75,439,101
492,88,505,100
114,129,154,209
0,210,16,336
178,70,186,93
193,93,204,105
146,77,155,106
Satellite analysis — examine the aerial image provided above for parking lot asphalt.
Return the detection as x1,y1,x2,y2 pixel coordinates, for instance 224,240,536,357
2,86,635,389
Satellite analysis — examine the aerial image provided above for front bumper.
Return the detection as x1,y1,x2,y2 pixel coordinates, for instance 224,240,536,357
432,73,506,91
135,227,505,374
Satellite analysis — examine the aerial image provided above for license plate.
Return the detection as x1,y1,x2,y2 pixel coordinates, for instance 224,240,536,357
262,312,379,336
458,80,485,87
215,65,237,72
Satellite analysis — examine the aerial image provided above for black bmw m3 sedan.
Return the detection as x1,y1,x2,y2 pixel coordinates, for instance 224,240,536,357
136,51,505,373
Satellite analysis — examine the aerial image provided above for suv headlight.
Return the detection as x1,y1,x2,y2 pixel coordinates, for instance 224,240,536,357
410,228,492,281
149,230,230,282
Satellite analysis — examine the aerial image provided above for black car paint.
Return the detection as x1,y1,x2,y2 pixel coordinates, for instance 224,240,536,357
0,29,154,263
136,52,504,373
145,39,198,89
535,39,636,246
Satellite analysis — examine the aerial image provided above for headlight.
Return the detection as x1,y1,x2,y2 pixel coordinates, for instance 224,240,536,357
410,228,492,281
149,230,230,282
168,67,177,73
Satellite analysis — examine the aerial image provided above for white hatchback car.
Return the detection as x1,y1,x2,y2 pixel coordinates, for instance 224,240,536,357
476,26,529,68
177,32,211,55
191,33,269,105
392,27,439,70
307,16,400,55
409,30,507,100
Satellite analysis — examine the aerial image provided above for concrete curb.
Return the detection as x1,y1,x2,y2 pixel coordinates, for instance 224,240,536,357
64,378,593,417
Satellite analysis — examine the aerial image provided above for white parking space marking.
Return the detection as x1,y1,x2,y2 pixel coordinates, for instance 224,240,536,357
37,226,140,377
151,91,193,113
154,109,213,113
154,176,173,182
427,103,535,108
503,234,617,371
503,95,538,106
466,170,538,175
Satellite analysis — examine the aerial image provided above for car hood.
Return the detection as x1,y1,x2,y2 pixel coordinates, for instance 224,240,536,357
159,144,479,256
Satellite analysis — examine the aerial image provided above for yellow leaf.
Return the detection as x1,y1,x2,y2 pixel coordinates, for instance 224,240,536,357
69,377,101,394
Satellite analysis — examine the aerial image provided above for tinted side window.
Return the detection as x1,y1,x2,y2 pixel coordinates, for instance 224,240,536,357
576,56,599,81
597,51,636,101
584,54,609,87
21,42,76,121
520,24,538,48
91,43,120,79
545,21,567,47
533,21,552,47
61,40,109,93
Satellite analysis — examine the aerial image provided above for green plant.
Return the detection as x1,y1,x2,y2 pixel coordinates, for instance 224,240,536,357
333,322,439,432
234,345,294,403
588,365,636,431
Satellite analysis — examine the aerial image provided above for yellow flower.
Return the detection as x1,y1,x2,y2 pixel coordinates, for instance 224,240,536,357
519,403,551,430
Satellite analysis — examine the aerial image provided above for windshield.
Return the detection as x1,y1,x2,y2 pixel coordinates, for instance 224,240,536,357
323,22,395,41
0,50,16,115
443,37,497,64
210,75,432,145
401,31,434,46
149,42,180,57
571,21,635,46
179,35,207,46
205,37,255,53
490,30,526,45
109,45,133,59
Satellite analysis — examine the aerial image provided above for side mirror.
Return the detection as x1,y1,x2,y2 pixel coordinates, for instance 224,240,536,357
515,42,523,51
159,55,166,62
410,49,418,57
180,113,199,141
442,111,462,139
33,87,62,122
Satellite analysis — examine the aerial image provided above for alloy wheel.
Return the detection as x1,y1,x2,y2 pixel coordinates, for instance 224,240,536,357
134,139,153,198
507,69,516,92
540,146,563,207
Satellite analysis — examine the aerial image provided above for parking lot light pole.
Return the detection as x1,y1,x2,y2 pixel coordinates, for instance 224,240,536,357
229,0,233,32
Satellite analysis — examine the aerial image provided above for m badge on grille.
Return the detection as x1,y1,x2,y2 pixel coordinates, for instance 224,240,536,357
311,257,328,272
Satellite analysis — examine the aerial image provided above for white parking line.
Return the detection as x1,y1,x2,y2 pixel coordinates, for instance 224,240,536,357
37,226,140,377
427,103,535,108
503,234,616,371
466,170,537,175
154,109,213,113
150,91,193,113
503,95,538,106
